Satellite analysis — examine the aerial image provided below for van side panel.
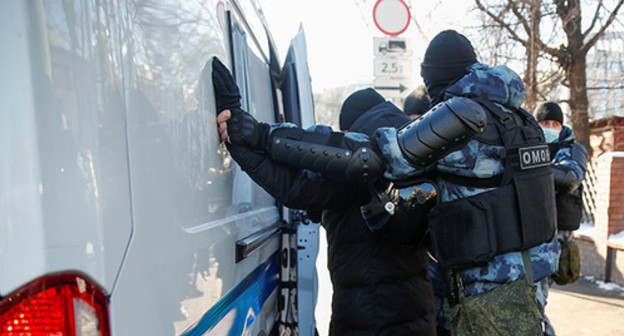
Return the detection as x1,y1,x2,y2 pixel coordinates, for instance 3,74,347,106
0,0,133,294
110,1,282,335
0,1,47,294
1,0,297,334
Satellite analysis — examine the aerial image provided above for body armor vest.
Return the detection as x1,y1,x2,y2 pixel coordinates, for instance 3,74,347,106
427,98,557,269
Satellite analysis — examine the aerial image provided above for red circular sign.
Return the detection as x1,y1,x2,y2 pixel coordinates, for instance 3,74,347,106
373,0,411,36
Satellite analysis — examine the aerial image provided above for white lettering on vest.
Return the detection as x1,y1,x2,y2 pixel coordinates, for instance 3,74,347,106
518,145,551,170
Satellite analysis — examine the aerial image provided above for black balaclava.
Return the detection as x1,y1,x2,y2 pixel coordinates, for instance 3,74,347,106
420,30,478,101
403,85,431,116
339,88,386,131
534,101,564,124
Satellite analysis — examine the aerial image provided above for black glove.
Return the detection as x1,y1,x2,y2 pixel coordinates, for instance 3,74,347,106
228,112,270,151
211,57,242,112
552,165,580,193
212,57,270,151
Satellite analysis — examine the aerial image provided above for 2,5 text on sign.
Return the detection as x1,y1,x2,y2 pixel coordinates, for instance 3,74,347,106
374,58,412,79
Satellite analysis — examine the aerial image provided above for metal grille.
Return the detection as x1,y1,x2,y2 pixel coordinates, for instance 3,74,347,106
581,160,598,225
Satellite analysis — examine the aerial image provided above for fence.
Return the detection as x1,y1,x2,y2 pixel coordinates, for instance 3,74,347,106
581,160,598,225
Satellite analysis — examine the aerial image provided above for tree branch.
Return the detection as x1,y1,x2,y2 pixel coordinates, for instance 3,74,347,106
582,0,624,53
583,0,604,38
507,0,531,35
474,0,565,58
475,0,529,47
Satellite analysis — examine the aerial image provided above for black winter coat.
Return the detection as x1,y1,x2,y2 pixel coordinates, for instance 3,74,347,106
226,102,435,336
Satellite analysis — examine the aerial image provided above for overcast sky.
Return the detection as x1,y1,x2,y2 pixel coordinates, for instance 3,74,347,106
260,0,473,92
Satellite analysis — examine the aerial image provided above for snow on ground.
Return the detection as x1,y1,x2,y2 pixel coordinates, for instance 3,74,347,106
608,230,624,246
576,222,596,237
583,276,624,297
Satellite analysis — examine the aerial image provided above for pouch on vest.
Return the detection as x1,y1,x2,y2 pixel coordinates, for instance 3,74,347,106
428,179,553,269
551,238,581,285
428,185,509,268
556,188,583,231
512,166,557,248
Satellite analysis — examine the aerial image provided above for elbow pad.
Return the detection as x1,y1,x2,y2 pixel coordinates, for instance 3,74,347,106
553,167,580,193
267,127,384,184
396,96,487,169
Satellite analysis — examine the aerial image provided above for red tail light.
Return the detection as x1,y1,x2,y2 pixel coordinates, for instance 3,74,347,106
0,272,110,335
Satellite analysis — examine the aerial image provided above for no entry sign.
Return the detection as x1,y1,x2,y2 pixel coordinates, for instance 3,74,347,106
372,0,411,36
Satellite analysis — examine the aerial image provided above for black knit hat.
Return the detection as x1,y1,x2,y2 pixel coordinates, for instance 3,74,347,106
534,102,564,124
420,30,478,98
403,85,431,116
339,88,386,131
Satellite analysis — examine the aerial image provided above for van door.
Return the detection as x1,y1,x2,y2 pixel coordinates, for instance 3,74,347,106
280,26,321,336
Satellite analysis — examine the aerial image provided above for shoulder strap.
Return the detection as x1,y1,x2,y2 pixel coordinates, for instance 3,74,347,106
522,249,533,284
470,97,516,129
469,97,518,186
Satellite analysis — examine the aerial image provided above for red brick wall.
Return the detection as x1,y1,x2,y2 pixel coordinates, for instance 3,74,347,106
616,129,624,152
609,158,624,235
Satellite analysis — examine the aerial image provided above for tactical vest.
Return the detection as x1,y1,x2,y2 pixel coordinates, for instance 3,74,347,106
548,141,584,231
427,98,557,269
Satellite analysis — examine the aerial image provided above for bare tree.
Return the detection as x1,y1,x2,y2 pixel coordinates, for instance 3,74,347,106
474,0,624,153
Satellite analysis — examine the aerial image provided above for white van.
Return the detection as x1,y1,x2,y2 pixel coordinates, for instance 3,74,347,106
0,1,319,335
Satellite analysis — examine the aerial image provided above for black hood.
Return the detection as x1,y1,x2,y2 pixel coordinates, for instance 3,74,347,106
339,88,386,131
421,30,478,102
349,101,410,136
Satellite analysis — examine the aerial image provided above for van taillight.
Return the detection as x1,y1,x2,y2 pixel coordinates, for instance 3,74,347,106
0,272,110,335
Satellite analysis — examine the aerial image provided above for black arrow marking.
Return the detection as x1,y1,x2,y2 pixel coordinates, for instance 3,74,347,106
374,83,408,92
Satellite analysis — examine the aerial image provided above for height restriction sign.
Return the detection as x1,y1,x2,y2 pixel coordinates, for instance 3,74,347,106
372,0,411,36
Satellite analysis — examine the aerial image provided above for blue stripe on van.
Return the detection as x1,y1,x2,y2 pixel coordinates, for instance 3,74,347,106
181,252,280,336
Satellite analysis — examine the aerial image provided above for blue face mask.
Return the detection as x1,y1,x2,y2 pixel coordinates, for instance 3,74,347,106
542,127,560,143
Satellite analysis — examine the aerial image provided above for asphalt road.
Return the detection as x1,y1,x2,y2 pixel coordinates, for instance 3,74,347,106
546,277,624,335
316,227,624,336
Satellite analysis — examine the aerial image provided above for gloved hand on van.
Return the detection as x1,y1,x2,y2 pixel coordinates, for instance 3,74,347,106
212,57,269,151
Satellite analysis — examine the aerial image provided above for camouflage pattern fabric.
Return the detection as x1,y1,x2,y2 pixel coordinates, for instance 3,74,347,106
377,62,561,333
550,238,581,285
435,63,560,296
445,63,526,109
550,126,585,183
450,276,543,336
547,125,584,286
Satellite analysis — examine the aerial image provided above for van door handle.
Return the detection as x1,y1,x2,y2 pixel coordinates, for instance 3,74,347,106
235,222,282,263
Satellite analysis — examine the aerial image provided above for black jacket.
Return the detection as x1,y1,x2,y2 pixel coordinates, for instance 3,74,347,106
226,102,435,336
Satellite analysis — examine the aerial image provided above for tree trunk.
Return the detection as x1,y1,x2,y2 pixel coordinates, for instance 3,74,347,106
566,55,592,155
557,0,592,155
524,0,540,112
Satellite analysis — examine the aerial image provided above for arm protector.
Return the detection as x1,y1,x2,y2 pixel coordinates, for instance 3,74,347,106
266,127,384,184
396,96,488,169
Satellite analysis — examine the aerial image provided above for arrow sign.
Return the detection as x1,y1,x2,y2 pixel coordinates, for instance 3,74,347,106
374,78,413,99
374,83,408,92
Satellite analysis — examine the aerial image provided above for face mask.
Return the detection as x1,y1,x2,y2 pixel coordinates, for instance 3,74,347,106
542,127,560,143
